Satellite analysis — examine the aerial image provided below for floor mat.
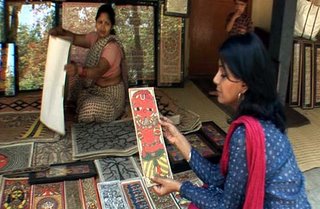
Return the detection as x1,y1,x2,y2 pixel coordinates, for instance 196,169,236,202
0,112,59,145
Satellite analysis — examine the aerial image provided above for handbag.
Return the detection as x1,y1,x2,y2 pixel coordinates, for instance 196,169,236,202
294,0,320,40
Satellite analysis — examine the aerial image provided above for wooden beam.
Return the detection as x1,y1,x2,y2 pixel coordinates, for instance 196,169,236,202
269,0,297,104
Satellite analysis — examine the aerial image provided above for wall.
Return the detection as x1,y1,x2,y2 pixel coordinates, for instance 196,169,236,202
251,0,274,31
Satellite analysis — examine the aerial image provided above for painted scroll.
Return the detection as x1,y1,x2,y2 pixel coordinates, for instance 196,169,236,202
40,36,71,135
129,87,173,186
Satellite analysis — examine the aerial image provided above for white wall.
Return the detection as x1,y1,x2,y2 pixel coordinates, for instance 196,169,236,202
251,0,274,31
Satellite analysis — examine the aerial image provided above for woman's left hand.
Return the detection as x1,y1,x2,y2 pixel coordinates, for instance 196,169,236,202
151,176,181,196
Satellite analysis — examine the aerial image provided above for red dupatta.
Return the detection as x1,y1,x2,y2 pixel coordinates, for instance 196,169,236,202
220,115,266,209
188,116,266,209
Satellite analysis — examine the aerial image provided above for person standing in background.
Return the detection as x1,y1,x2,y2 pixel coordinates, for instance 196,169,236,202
209,0,253,96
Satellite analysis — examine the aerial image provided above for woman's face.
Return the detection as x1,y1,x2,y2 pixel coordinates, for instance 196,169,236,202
234,0,247,14
95,12,112,38
213,60,247,109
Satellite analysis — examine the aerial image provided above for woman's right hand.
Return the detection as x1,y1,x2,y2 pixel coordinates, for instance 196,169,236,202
49,26,64,36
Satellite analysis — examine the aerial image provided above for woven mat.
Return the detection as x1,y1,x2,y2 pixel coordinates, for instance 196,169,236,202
0,92,41,113
0,112,59,145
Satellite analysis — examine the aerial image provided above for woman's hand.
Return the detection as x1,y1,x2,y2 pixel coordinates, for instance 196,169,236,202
65,63,77,77
152,176,181,196
49,25,64,36
160,116,192,161
160,116,184,146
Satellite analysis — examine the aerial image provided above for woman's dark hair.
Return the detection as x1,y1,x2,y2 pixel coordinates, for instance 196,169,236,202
219,33,286,132
96,4,116,35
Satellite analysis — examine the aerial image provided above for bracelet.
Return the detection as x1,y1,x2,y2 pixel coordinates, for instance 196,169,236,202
186,150,192,163
77,65,87,78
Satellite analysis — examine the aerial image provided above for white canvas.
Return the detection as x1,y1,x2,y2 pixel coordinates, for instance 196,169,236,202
40,36,71,135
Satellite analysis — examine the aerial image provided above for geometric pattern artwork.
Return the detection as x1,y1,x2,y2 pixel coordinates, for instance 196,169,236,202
0,112,59,145
120,178,153,209
158,5,183,86
0,99,41,113
94,157,140,182
0,177,31,209
31,133,73,167
172,170,204,209
71,119,138,160
30,182,65,209
64,180,83,209
0,143,33,174
147,186,180,209
129,87,173,187
80,178,101,209
97,181,128,209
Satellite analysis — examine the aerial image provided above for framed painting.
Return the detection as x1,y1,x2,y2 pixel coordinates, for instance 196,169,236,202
0,43,17,96
199,121,227,151
166,131,221,173
164,0,190,17
29,160,97,184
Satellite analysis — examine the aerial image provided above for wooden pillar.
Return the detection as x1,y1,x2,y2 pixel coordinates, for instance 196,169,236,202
269,0,297,104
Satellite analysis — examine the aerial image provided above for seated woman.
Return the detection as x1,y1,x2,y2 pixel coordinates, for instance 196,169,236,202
49,4,128,123
152,33,311,209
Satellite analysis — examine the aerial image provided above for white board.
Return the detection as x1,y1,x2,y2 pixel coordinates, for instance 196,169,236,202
40,36,71,135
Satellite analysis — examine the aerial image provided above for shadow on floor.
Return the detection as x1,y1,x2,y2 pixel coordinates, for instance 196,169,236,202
191,78,310,128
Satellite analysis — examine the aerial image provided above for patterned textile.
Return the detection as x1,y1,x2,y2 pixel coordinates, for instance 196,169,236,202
77,82,125,123
226,13,253,36
69,35,128,123
0,112,59,145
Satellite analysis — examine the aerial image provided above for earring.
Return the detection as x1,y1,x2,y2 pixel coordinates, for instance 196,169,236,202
238,92,244,102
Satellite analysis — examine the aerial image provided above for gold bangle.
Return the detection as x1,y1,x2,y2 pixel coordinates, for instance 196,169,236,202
186,150,192,163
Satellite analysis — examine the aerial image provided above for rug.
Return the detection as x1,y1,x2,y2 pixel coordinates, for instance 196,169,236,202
0,112,59,145
0,92,41,113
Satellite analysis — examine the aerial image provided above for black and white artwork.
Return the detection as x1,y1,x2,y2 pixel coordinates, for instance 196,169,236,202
95,157,140,182
72,120,138,159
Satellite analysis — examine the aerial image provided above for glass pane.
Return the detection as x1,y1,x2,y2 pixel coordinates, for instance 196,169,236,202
0,43,16,96
7,2,56,91
62,3,155,86
0,0,4,42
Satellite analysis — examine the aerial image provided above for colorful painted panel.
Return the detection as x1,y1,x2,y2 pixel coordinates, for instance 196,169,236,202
129,87,173,186
0,177,31,209
200,121,226,149
30,182,65,209
97,181,128,209
147,187,180,209
0,143,33,174
121,178,152,209
80,178,101,209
